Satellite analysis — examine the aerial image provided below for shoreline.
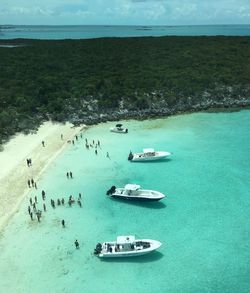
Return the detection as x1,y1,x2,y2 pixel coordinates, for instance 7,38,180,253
0,106,249,233
76,100,250,126
0,121,85,233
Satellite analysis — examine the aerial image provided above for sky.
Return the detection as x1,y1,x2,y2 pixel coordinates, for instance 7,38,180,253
0,0,250,25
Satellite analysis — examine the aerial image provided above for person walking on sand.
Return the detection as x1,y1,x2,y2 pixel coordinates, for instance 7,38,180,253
43,203,46,212
26,158,30,167
72,140,75,145
27,179,31,188
29,198,32,205
34,182,37,189
42,141,45,147
31,178,34,187
61,134,63,140
28,206,31,215
35,196,37,204
62,219,65,228
30,212,33,221
74,240,79,249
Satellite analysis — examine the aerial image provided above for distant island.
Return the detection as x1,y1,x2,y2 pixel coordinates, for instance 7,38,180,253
0,36,250,145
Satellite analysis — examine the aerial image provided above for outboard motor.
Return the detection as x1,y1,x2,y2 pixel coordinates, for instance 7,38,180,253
106,185,116,195
94,243,102,255
128,151,133,161
125,129,128,133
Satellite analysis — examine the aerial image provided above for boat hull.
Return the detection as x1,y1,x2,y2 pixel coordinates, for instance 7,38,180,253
98,239,162,258
110,128,128,133
130,151,171,162
110,194,163,201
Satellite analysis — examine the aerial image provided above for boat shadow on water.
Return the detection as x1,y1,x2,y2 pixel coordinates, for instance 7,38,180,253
99,251,164,263
109,197,167,209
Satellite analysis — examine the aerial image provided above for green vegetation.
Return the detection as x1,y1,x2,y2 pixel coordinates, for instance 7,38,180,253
0,36,250,144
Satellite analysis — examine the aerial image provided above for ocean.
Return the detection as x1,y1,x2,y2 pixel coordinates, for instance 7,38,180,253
0,24,250,39
0,110,249,293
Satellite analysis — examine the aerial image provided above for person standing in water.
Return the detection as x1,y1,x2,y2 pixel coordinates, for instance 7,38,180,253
70,171,73,179
74,240,79,249
42,190,46,200
62,219,65,228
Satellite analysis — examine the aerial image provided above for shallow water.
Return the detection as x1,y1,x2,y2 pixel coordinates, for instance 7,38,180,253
0,111,249,293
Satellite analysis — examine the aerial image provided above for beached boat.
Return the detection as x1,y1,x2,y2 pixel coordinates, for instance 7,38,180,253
94,235,162,258
128,148,171,162
110,124,128,133
106,184,165,201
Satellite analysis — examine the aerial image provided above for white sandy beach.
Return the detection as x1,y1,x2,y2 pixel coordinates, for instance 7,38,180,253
0,121,84,232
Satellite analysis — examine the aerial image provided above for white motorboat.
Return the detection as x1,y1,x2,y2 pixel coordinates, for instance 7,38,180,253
110,124,128,133
94,235,162,258
128,148,171,162
106,184,165,201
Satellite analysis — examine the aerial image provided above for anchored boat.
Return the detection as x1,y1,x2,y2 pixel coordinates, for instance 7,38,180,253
110,124,128,133
106,184,165,201
94,235,162,258
128,148,171,162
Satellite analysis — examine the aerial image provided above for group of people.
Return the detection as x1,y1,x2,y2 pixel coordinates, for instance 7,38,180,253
27,178,37,189
66,172,73,179
85,138,101,151
26,132,96,249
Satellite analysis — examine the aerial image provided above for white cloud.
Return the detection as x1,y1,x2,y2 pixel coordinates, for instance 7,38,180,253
0,0,250,25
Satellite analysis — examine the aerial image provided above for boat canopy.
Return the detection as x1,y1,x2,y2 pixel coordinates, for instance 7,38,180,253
117,236,135,244
116,124,123,127
125,184,141,191
143,148,155,153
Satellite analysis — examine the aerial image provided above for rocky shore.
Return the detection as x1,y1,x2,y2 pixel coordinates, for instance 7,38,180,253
68,88,250,126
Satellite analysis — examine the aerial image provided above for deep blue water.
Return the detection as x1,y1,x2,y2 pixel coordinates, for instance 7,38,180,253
0,24,250,40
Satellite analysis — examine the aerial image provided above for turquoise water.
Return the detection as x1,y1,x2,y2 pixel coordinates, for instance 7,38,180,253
1,25,250,39
0,110,250,293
